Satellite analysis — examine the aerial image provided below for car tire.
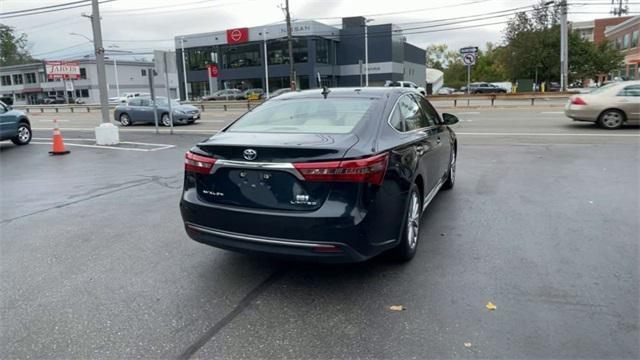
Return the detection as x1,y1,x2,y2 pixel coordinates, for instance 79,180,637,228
11,122,32,145
392,184,422,262
443,148,456,190
119,113,132,126
597,109,625,129
161,113,172,127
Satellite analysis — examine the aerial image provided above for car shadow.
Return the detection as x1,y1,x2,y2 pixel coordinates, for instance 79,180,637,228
0,142,20,153
561,122,640,131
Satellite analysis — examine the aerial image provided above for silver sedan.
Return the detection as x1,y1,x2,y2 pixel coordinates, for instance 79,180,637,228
565,81,640,129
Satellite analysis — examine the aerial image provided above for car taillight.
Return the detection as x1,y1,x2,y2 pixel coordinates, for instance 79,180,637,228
571,97,587,105
294,153,389,185
185,151,216,174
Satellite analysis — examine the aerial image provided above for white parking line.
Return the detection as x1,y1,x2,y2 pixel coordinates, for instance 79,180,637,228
31,138,176,151
38,119,70,122
456,132,640,137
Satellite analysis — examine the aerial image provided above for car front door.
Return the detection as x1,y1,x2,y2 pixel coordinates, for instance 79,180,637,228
0,102,15,140
416,95,452,181
616,85,640,122
139,98,153,122
126,98,143,122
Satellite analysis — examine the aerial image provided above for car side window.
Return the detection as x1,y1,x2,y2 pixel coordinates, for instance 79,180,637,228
140,99,151,107
399,95,423,131
617,85,640,97
413,94,439,127
0,104,6,114
129,98,142,106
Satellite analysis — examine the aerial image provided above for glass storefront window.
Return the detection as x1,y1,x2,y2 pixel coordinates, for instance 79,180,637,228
184,47,218,71
190,82,210,98
222,43,261,69
316,39,329,64
267,39,308,65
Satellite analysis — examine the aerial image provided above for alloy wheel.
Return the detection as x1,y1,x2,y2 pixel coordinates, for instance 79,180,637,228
17,126,31,143
120,114,131,126
601,111,623,129
406,192,420,250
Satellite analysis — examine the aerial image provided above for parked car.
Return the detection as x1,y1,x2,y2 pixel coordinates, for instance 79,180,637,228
437,87,456,95
564,80,640,129
180,87,459,263
38,97,66,104
269,88,293,98
109,92,149,104
466,83,507,94
384,81,426,96
242,88,265,100
0,96,13,106
0,101,32,145
547,82,561,92
114,97,200,126
202,89,244,101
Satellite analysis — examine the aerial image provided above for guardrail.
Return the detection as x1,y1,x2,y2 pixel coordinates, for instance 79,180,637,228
13,92,573,113
425,92,572,107
14,100,261,113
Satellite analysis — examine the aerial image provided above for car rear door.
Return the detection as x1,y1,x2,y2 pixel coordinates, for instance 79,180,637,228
0,103,15,140
139,98,153,122
616,85,640,122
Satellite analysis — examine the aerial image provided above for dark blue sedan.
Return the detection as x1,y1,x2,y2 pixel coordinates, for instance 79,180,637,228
180,87,458,262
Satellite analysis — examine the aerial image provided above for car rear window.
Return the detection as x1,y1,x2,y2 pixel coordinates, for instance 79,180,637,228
226,98,376,134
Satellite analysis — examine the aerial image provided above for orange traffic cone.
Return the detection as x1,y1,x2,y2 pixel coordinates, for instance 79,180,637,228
49,119,70,155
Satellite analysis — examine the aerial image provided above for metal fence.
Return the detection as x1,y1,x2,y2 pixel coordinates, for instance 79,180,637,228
13,92,572,113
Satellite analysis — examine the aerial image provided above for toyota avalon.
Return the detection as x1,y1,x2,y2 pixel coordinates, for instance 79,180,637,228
180,87,458,262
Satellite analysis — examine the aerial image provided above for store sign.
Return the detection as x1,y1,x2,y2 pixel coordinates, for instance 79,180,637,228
45,60,80,80
208,64,219,78
226,28,249,44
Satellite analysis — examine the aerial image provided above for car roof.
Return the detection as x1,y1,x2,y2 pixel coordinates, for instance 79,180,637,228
273,87,410,100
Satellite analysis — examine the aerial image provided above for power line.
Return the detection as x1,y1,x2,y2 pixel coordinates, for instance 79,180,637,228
0,0,117,19
1,0,89,16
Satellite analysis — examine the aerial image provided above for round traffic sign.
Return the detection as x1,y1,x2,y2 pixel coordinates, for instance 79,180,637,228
463,53,476,66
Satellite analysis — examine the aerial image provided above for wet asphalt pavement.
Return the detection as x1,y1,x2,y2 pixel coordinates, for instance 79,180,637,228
1,108,638,359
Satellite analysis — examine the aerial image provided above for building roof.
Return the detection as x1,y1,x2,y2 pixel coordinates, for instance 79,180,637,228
604,16,640,36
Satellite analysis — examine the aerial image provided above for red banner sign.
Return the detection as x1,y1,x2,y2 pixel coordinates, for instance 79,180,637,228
208,64,219,78
45,60,80,80
226,28,249,44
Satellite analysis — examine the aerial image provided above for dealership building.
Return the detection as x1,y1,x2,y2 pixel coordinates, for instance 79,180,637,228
175,16,427,99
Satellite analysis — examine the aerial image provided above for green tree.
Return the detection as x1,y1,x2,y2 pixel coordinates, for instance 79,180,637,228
425,43,459,70
0,24,36,66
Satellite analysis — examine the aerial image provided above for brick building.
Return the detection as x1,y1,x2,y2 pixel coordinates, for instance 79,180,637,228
604,16,640,80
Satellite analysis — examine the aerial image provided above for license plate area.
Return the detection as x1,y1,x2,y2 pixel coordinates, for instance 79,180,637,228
198,168,329,211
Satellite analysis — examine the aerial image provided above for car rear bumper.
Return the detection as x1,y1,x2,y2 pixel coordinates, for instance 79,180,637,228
179,189,402,263
564,105,597,122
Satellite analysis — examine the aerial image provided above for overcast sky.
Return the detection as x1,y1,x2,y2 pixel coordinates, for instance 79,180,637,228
1,0,634,60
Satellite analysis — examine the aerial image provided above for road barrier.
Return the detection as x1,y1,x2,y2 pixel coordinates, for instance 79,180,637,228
14,92,573,113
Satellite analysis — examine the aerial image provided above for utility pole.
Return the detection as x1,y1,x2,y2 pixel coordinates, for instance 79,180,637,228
285,0,295,90
560,0,568,92
87,0,118,144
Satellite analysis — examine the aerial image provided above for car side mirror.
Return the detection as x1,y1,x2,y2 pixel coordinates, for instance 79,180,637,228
442,113,459,125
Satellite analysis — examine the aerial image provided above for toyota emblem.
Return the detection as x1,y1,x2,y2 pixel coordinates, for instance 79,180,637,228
231,29,242,42
243,149,257,161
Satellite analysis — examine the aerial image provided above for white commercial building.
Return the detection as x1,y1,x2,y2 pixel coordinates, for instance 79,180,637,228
0,59,178,105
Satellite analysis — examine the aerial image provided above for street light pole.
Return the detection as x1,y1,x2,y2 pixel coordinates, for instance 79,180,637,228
181,37,189,101
263,29,270,99
364,19,373,87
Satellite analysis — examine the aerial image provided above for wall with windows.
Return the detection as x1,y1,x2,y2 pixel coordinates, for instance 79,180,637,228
605,16,640,80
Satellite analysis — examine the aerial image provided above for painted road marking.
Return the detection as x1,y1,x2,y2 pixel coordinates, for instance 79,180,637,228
456,132,640,137
38,119,70,122
31,138,176,151
540,111,565,114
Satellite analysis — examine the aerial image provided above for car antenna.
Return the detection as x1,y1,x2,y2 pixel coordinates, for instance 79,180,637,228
321,86,331,99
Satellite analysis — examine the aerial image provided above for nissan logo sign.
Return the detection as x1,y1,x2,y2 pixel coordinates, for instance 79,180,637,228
231,29,242,42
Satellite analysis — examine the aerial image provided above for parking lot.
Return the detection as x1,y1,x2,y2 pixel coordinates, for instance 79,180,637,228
1,106,639,358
